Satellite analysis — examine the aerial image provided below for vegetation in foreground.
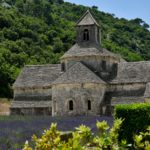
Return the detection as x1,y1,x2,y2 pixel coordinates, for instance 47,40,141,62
23,119,150,150
115,103,150,143
0,0,150,97
0,103,150,149
0,116,113,149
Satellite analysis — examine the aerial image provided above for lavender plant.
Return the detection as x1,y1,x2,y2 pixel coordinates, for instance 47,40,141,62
0,116,113,149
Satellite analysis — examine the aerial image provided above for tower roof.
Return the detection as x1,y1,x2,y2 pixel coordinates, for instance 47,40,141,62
77,10,100,27
61,43,119,60
52,62,106,85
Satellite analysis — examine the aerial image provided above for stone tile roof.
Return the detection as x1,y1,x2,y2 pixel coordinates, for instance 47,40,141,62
11,101,52,108
13,64,62,89
77,10,100,26
111,97,145,106
61,43,119,59
52,62,106,85
111,61,150,84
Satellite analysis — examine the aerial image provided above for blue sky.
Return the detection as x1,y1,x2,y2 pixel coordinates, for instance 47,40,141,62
64,0,150,26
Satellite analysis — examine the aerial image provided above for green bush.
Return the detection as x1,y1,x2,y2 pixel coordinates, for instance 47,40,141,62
134,126,150,150
115,103,150,143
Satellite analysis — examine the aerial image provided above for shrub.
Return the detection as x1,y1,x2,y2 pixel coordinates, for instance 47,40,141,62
23,119,129,150
115,103,150,143
134,126,150,150
23,119,150,150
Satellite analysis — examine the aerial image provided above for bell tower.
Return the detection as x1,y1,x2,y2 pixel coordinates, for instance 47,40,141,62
76,10,101,45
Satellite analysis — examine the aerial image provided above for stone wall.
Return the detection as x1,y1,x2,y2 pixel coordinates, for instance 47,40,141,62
11,107,52,115
99,83,146,116
108,83,146,97
76,25,99,44
61,55,119,81
111,97,145,106
14,88,52,101
52,83,106,116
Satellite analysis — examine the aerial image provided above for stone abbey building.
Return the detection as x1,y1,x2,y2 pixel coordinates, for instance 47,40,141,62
11,10,149,116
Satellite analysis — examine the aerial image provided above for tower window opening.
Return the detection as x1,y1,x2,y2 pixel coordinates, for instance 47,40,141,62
69,100,73,111
88,100,91,110
83,29,89,41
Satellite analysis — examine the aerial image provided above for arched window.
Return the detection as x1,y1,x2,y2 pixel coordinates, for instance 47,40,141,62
88,100,91,110
69,100,73,111
83,29,89,41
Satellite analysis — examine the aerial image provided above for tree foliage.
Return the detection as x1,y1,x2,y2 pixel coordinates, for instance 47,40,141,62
0,0,150,97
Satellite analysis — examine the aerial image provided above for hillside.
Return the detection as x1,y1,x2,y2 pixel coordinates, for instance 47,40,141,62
0,0,150,97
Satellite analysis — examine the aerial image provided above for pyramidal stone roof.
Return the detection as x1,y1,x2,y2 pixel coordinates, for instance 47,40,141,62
77,10,100,26
13,64,62,89
52,62,105,85
61,42,119,59
111,61,150,84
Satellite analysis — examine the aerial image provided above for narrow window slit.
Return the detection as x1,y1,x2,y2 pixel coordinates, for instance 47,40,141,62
69,100,73,110
88,100,91,110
